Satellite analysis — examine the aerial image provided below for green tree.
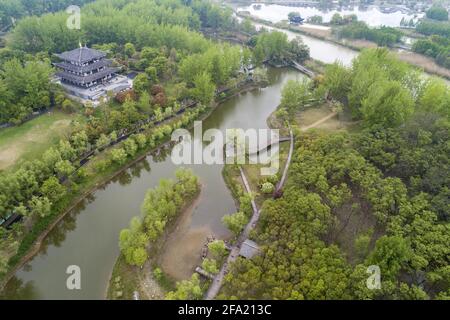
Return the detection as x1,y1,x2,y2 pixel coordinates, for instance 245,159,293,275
55,160,75,178
28,196,52,218
419,78,450,117
368,236,412,280
222,211,248,236
123,138,138,157
330,13,343,25
111,148,128,165
191,72,215,105
144,66,158,85
132,247,148,267
208,240,227,260
133,74,149,94
354,231,372,259
124,43,136,58
41,177,65,202
280,79,311,113
361,80,414,128
321,62,352,102
165,274,203,300
426,5,448,21
202,258,219,275
96,134,110,149
261,182,275,194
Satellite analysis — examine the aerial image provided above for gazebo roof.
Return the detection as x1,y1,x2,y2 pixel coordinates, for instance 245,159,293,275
55,46,106,63
239,239,260,259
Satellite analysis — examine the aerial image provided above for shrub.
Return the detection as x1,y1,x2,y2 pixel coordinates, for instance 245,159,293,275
110,148,128,165
261,182,275,194
115,89,137,104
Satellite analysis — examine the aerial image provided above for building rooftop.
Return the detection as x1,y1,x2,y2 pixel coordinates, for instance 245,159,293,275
239,239,260,259
55,46,106,64
56,67,119,84
54,59,111,74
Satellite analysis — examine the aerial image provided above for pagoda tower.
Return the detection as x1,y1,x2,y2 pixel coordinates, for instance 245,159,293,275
54,45,118,88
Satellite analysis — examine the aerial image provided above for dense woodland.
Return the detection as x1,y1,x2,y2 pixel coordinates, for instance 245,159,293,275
425,4,449,22
219,49,450,300
0,0,95,31
0,0,307,124
336,21,403,47
413,6,450,68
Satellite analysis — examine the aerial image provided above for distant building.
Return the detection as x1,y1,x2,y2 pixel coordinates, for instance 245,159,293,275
288,13,305,25
239,239,261,259
54,45,132,104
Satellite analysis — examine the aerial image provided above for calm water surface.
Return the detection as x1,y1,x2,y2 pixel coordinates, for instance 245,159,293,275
2,68,305,299
238,3,423,27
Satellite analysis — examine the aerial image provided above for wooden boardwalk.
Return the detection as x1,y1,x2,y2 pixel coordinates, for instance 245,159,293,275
290,60,315,78
247,136,291,156
195,267,215,280
291,60,316,78
276,128,294,193
204,112,338,299
205,131,295,300
205,167,261,300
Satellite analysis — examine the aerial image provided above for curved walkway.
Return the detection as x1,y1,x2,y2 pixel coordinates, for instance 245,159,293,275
205,167,260,300
276,128,294,193
205,112,336,299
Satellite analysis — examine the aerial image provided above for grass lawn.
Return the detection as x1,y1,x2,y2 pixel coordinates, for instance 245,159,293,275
0,111,81,171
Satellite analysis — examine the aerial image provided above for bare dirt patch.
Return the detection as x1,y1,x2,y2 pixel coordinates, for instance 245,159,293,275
341,38,378,50
297,25,332,38
140,261,165,300
295,104,334,127
158,189,211,280
0,145,21,169
327,194,384,265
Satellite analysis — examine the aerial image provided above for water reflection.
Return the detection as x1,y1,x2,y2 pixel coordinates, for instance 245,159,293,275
1,277,38,300
238,3,423,27
2,68,305,299
251,21,357,65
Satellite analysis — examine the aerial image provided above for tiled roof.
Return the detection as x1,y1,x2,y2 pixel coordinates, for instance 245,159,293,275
55,46,106,63
53,59,111,74
239,239,260,259
56,67,118,84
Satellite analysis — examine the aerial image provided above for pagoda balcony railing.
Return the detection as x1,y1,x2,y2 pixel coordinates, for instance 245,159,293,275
56,67,119,85
54,59,112,74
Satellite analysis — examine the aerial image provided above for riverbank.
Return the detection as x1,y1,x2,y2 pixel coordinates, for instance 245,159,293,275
236,11,450,80
0,78,266,294
106,183,203,300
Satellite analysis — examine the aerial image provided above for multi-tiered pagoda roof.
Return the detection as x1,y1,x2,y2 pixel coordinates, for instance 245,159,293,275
54,46,118,88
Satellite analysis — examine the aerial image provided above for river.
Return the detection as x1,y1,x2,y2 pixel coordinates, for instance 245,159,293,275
237,3,423,27
250,20,357,65
3,5,447,299
1,67,306,299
